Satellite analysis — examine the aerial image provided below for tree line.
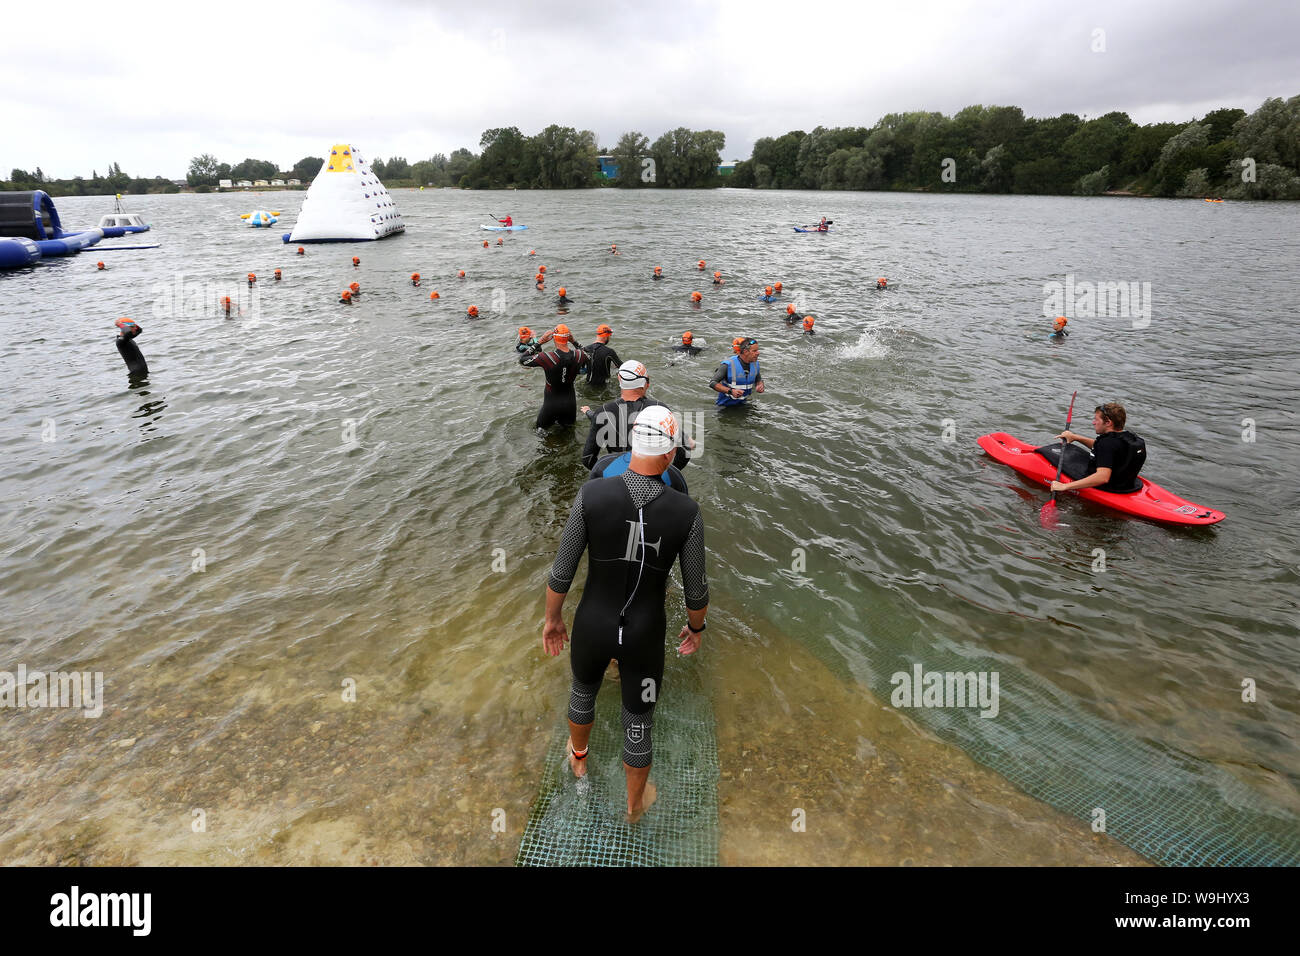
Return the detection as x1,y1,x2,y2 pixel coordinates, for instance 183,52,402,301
2,162,177,196
731,94,1300,199
6,95,1295,198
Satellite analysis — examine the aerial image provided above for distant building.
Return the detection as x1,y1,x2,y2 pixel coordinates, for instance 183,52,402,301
218,179,233,189
270,179,285,186
716,162,737,176
253,179,269,187
237,180,252,188
287,179,301,186
597,155,619,179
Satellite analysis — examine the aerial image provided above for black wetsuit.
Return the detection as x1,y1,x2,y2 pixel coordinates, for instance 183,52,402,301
1088,431,1146,492
549,471,708,767
116,334,148,377
581,395,692,471
672,344,703,355
583,340,622,387
782,312,804,326
520,345,589,429
590,452,688,493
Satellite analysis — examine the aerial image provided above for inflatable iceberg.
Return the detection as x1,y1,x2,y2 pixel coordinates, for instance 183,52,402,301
242,209,279,227
284,144,404,243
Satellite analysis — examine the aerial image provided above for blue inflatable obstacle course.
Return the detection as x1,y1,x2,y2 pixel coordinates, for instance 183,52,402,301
0,191,104,269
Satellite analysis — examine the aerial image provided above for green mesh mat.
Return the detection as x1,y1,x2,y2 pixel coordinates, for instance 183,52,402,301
516,652,719,867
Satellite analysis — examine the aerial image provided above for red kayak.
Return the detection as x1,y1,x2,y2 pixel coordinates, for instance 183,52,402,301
977,432,1225,526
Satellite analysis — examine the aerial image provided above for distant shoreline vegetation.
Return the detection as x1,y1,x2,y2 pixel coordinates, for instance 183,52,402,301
5,95,1296,199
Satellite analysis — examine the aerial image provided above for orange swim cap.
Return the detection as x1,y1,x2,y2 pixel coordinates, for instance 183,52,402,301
350,281,360,292
596,323,613,336
482,240,488,247
553,323,571,342
539,265,547,273
713,271,721,278
682,331,694,344
786,303,795,314
467,305,479,317
774,282,782,291
803,316,815,330
764,286,773,295
732,337,744,353
528,249,536,255
519,326,534,339
429,291,440,299
558,287,567,297
698,260,706,268
654,266,662,273
1054,316,1068,328
352,257,359,265
691,291,702,302
458,270,465,278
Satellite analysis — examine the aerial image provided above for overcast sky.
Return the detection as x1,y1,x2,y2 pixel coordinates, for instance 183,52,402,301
5,0,1297,179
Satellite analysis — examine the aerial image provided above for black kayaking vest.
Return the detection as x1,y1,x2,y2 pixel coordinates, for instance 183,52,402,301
572,476,699,646
1089,431,1146,493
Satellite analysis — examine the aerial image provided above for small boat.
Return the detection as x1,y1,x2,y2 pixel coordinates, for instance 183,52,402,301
481,223,527,231
98,194,150,237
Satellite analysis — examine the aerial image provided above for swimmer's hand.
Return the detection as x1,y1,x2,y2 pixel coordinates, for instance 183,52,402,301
543,616,569,657
676,625,701,656
580,405,591,415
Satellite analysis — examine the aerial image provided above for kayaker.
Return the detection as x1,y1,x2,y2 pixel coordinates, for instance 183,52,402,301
1050,402,1146,494
520,324,589,431
818,217,828,232
582,324,621,387
498,215,513,228
711,338,764,405
672,332,703,355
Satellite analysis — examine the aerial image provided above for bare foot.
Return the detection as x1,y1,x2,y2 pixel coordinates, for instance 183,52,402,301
566,738,588,779
627,781,657,824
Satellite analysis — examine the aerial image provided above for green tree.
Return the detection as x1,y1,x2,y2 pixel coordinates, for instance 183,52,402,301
1076,165,1110,195
1152,122,1210,196
1176,168,1210,197
611,131,651,187
290,156,323,182
532,126,598,188
384,156,411,179
751,131,804,188
187,153,220,186
1231,95,1300,171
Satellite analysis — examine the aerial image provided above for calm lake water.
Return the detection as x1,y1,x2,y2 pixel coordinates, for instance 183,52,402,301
1,187,1296,865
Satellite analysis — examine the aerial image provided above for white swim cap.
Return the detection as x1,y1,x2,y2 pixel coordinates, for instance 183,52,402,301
631,406,678,456
618,360,648,389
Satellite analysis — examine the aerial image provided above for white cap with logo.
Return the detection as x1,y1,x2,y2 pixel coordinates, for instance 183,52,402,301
617,360,648,389
631,405,678,456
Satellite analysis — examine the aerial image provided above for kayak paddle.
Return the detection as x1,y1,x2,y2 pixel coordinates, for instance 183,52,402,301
1040,390,1078,528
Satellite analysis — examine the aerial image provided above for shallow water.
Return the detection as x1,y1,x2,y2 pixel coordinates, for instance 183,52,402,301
1,188,1296,864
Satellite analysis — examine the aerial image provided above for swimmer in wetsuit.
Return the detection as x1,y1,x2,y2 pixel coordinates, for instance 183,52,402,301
1050,402,1147,494
672,332,703,355
1050,316,1069,339
590,451,688,493
581,360,693,471
652,266,663,280
582,324,621,388
519,323,590,431
543,406,710,822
